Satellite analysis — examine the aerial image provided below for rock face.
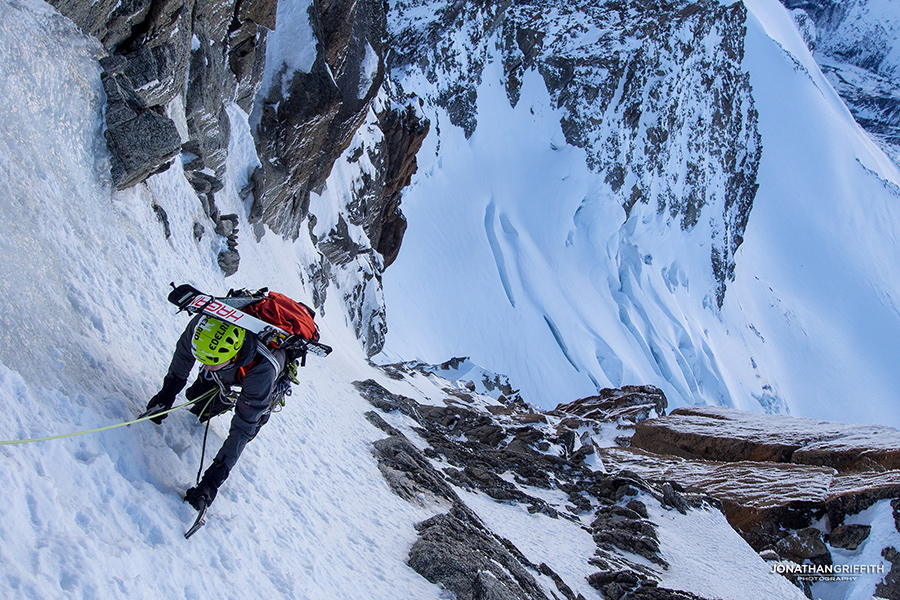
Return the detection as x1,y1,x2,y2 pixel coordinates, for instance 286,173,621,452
828,524,871,551
361,402,557,600
389,0,761,306
100,54,182,189
49,0,275,188
50,0,427,346
618,406,900,595
410,509,551,600
252,0,391,238
300,100,429,354
557,386,668,424
48,0,278,276
355,373,729,600
368,104,430,267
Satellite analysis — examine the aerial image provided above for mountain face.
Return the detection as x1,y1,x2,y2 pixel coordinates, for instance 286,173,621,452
781,0,900,163
3,0,900,598
379,0,900,425
44,0,900,421
389,0,761,308
45,0,428,355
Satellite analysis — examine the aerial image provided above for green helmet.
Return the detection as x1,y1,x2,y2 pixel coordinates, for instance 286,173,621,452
191,316,246,365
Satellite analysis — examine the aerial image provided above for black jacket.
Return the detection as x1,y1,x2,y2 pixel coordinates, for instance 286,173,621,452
167,315,286,470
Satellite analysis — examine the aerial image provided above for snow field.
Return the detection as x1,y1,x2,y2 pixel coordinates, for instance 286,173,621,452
648,501,806,600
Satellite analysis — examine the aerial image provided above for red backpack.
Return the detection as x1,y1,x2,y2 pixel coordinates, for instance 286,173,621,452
242,291,320,343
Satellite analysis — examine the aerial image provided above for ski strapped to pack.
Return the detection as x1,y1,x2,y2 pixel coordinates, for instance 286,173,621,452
167,283,332,359
168,282,331,435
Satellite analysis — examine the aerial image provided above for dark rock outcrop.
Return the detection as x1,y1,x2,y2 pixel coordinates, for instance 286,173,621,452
368,104,429,267
49,0,277,276
663,454,900,552
252,0,388,238
299,100,428,354
184,28,235,179
877,546,900,600
827,523,871,551
555,385,668,424
355,376,725,600
773,527,831,566
410,509,551,600
101,61,182,189
363,406,557,600
360,363,900,597
51,0,196,188
51,0,425,288
47,0,425,343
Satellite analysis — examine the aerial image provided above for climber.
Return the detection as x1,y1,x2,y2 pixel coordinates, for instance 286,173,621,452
144,314,286,511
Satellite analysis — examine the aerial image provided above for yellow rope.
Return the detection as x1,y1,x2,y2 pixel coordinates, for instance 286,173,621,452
0,395,209,446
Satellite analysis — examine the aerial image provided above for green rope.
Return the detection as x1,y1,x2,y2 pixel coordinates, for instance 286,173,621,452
0,391,216,446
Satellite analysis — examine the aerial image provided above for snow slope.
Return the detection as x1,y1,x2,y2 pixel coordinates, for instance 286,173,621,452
783,0,900,163
0,2,441,597
725,0,900,423
379,0,900,427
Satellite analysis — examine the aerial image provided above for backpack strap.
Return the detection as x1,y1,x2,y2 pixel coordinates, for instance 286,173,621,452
255,341,282,375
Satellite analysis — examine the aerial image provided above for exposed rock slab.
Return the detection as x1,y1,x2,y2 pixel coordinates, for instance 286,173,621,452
362,402,555,600
410,509,552,600
555,385,667,423
52,0,282,279
359,371,895,599
595,446,834,547
597,443,900,552
828,524,871,551
253,0,387,238
632,406,900,472
101,67,182,189
826,470,900,526
368,104,430,267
